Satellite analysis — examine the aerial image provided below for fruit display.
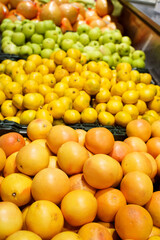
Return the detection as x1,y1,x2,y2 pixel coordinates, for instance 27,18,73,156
0,18,145,68
0,118,160,239
0,52,159,127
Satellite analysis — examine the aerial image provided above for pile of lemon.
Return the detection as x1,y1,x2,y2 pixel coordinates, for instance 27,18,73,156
0,49,159,127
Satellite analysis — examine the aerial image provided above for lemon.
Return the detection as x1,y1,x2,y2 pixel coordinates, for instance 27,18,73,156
116,70,131,82
47,99,66,119
64,88,79,101
87,72,101,81
148,84,157,95
106,99,123,115
42,74,56,87
98,61,109,68
63,109,81,124
110,77,117,87
59,96,72,111
27,54,42,67
98,111,115,126
80,54,87,65
110,96,122,101
61,76,71,84
122,90,139,104
11,66,25,80
123,104,139,120
126,80,136,90
0,90,6,105
23,93,44,110
54,49,66,65
130,70,140,83
1,100,17,117
73,95,90,112
115,111,132,127
140,73,152,84
81,70,90,79
68,75,85,91
142,114,156,124
36,109,53,124
145,110,159,120
95,88,111,103
136,83,146,91
16,110,23,118
44,92,59,104
43,59,56,73
23,80,39,94
12,94,24,110
20,110,36,125
29,72,43,84
0,113,4,120
52,119,65,126
111,81,128,96
99,66,112,79
67,48,81,62
87,61,99,74
38,84,52,97
4,82,22,99
62,57,76,73
17,59,26,67
84,78,100,96
0,63,5,74
95,103,108,114
14,73,28,86
148,236,160,240
0,74,12,89
5,116,20,124
54,66,69,82
100,77,111,90
75,62,83,74
81,107,98,124
139,87,155,102
23,60,37,74
135,99,147,115
36,64,49,76
116,62,132,72
148,96,160,113
53,82,68,97
79,90,91,102
156,86,160,97
5,61,18,76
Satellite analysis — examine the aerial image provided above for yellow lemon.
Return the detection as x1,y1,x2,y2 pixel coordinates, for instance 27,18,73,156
27,54,42,67
11,66,25,80
111,81,128,96
0,63,5,74
38,84,52,97
4,116,20,124
0,74,12,89
0,113,4,120
23,80,39,94
122,90,139,104
135,99,147,115
83,78,100,96
59,96,72,111
61,76,71,84
156,86,160,97
116,62,132,72
42,74,56,88
116,70,131,82
17,59,26,67
73,95,90,112
136,82,146,91
139,87,155,102
110,77,117,87
100,77,111,90
3,82,22,99
5,61,18,76
115,111,132,127
145,110,159,120
36,64,49,76
12,94,24,110
67,48,81,62
14,73,28,86
43,59,56,73
110,95,122,101
123,104,139,120
79,90,91,102
53,82,68,97
98,111,115,126
148,84,157,95
126,80,136,90
148,237,160,240
63,109,81,124
23,93,44,110
16,110,23,118
87,61,99,74
20,110,36,125
1,100,17,117
106,99,123,115
130,70,140,83
81,107,98,123
142,114,157,124
54,49,66,65
54,66,69,82
98,61,109,68
47,99,66,119
0,90,6,105
99,66,112,79
52,119,65,126
36,109,53,124
28,72,43,84
148,96,160,113
95,103,108,114
23,60,37,74
68,75,85,91
95,88,111,103
44,92,59,104
140,73,152,84
64,88,80,101
80,54,87,65
62,57,76,73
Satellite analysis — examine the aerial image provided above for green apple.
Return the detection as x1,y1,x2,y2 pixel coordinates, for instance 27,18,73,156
14,20,22,25
99,36,104,45
30,43,41,54
2,30,13,38
88,41,99,48
19,45,33,58
13,24,22,32
77,24,91,34
35,21,46,35
89,50,103,61
99,45,111,56
22,19,30,25
121,56,133,65
43,20,56,31
121,36,132,45
62,32,79,43
72,41,84,52
41,48,53,58
130,46,135,53
3,43,19,55
31,34,44,44
132,50,146,61
102,32,115,44
42,38,55,49
132,59,145,69
60,39,74,51
1,19,12,24
45,30,58,42
12,32,25,46
88,27,101,41
22,23,35,39
0,22,9,32
1,40,13,50
1,36,11,44
112,52,121,67
118,43,130,56
83,46,96,53
102,55,114,67
55,26,62,35
57,34,63,45
79,33,90,46
5,22,15,31
104,42,116,54
113,29,122,43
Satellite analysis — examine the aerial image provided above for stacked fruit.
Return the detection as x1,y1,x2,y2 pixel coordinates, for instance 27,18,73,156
0,118,160,239
0,18,145,68
0,51,159,127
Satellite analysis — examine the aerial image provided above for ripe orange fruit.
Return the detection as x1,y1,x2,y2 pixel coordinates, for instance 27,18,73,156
5,230,42,240
151,120,160,137
124,136,147,152
0,132,25,157
83,154,122,189
46,125,78,154
143,152,157,179
1,173,32,207
115,204,153,240
147,137,160,158
145,191,160,228
3,152,19,177
27,119,52,141
31,168,70,204
16,142,49,176
95,188,126,222
84,127,114,154
61,190,97,226
69,173,96,195
120,171,153,206
0,147,6,171
31,139,52,156
121,152,152,177
57,141,89,175
0,201,23,239
75,129,87,146
155,154,160,177
149,226,160,237
126,119,152,142
78,222,113,240
51,231,82,240
25,200,64,239
109,141,133,163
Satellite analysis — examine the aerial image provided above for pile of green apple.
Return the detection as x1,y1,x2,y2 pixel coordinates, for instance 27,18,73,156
0,18,146,68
